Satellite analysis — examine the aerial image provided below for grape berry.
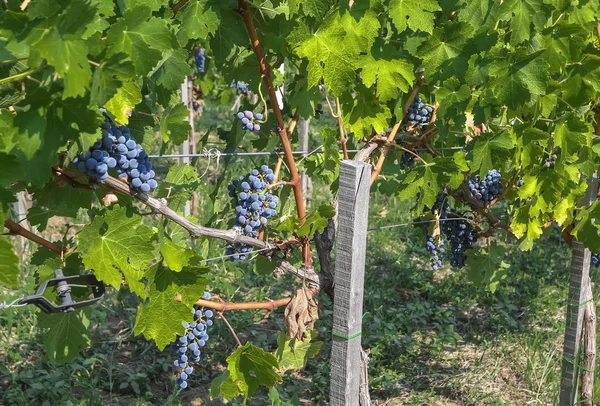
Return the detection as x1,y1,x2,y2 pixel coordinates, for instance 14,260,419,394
72,120,158,193
225,165,279,260
231,80,249,94
237,110,262,132
173,291,213,389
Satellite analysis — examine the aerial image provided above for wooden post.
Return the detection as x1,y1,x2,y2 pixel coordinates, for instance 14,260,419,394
179,76,193,217
299,118,310,208
581,277,595,405
330,160,371,406
559,170,598,405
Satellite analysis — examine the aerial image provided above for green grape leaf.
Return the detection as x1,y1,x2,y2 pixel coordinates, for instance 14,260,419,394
342,90,391,139
417,22,471,81
359,55,415,102
459,0,502,30
0,153,22,187
488,49,549,109
210,343,282,400
498,0,542,45
89,53,136,107
134,264,207,349
38,310,91,364
151,49,191,91
104,81,142,125
209,7,249,61
0,236,19,288
466,242,509,293
435,77,470,122
274,331,322,371
287,77,322,119
159,103,191,145
31,29,92,99
573,201,600,252
105,5,172,76
296,204,335,238
177,0,220,43
554,115,593,163
77,206,156,298
27,182,93,231
388,0,441,34
542,24,588,73
294,12,379,95
472,130,516,176
160,238,196,272
289,0,330,17
254,255,277,276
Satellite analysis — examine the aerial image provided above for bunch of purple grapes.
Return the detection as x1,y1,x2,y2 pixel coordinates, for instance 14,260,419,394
195,48,205,73
225,165,279,260
441,214,478,268
72,120,158,193
173,291,213,389
237,110,263,132
231,80,249,94
422,193,449,270
545,154,557,168
466,169,503,203
403,96,433,129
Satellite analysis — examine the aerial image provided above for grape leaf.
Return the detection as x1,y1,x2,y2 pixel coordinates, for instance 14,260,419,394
105,5,172,76
134,264,207,349
176,0,220,43
342,89,391,139
498,0,542,45
27,181,93,231
359,55,415,102
0,153,22,187
274,331,322,371
471,130,516,176
209,6,249,61
0,236,19,288
151,49,191,91
388,0,441,34
573,201,600,252
89,52,136,107
488,49,549,109
210,343,282,400
159,103,191,145
254,255,277,276
160,238,196,272
77,206,156,298
31,29,92,99
466,242,509,293
38,310,91,364
104,81,142,125
417,22,471,82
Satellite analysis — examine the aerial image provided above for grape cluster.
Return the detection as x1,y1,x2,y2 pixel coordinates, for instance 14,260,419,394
237,110,262,132
225,165,279,260
425,235,445,271
467,169,503,202
195,48,205,73
442,214,478,268
403,96,433,129
422,193,449,270
231,80,249,94
174,291,214,389
72,120,158,193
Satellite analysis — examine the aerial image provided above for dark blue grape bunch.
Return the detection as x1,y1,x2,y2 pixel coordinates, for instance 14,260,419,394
231,80,249,94
466,169,503,203
592,253,600,267
72,120,158,193
174,291,214,389
194,48,205,73
517,179,525,187
441,214,478,268
544,154,557,168
225,165,279,260
403,96,433,130
236,110,263,132
315,103,323,116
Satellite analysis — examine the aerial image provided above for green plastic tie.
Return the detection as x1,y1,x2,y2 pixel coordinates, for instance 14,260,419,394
332,331,362,340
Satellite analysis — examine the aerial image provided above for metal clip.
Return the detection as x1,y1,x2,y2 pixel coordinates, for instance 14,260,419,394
18,270,105,314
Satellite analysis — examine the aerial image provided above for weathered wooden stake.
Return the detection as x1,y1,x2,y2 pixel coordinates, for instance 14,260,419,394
581,277,595,405
559,170,598,405
330,160,371,406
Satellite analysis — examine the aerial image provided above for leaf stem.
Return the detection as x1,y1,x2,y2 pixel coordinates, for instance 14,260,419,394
0,68,40,86
218,312,243,347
